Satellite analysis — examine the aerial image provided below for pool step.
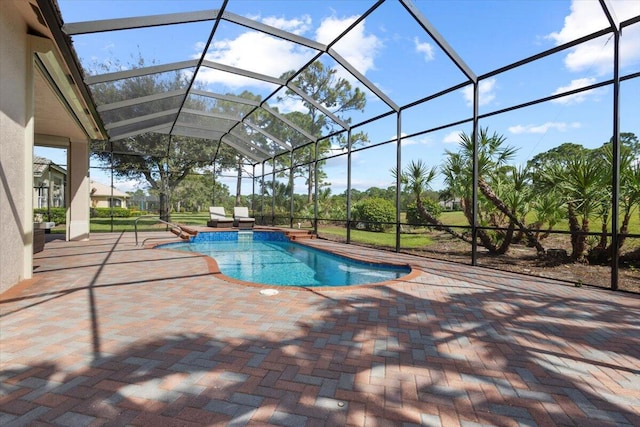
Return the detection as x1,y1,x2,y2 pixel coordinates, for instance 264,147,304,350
238,230,254,242
285,230,316,241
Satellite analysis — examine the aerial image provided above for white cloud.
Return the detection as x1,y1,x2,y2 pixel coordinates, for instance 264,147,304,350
547,0,640,75
402,135,432,146
547,1,609,45
262,15,312,35
508,121,581,134
193,14,383,96
194,17,316,88
198,31,310,87
112,179,147,193
316,16,382,75
443,130,462,144
462,78,497,107
270,96,307,114
414,37,434,62
387,133,432,146
550,77,600,104
563,37,613,74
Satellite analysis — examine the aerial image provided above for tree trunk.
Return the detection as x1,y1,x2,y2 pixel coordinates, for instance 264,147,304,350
462,188,509,254
460,196,498,252
235,159,242,206
608,207,632,252
495,222,515,254
597,214,609,250
461,197,473,225
416,197,472,244
580,217,590,260
617,211,632,250
159,192,170,224
589,202,634,263
567,203,584,261
478,178,545,254
307,163,314,204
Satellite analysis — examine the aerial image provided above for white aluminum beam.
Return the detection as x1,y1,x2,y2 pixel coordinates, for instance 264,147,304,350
97,90,187,112
221,135,265,162
85,60,198,85
229,129,273,157
286,82,349,130
222,11,325,51
63,10,220,35
104,109,180,130
181,108,243,123
328,49,398,111
108,123,174,141
201,60,286,86
244,121,291,151
190,89,261,107
168,126,226,140
260,104,316,143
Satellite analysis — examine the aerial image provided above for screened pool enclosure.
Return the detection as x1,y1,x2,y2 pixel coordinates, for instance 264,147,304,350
39,0,640,290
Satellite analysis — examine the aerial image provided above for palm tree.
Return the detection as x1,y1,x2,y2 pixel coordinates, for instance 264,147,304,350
540,154,608,261
393,160,471,243
443,128,544,254
591,142,640,260
530,191,566,241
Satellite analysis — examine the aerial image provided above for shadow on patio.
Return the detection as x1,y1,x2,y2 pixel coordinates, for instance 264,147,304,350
1,233,639,426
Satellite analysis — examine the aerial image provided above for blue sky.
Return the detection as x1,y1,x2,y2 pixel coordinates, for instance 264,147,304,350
36,0,640,195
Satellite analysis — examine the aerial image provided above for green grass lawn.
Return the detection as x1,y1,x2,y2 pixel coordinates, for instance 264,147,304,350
51,209,638,241
440,210,640,234
88,213,209,232
317,225,433,248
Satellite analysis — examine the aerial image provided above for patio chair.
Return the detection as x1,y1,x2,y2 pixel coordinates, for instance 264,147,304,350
233,206,255,229
207,206,234,228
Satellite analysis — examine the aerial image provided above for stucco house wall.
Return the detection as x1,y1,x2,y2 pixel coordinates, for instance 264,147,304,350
1,1,106,293
0,2,33,292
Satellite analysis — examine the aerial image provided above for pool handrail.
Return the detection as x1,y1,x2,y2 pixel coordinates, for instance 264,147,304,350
134,215,196,246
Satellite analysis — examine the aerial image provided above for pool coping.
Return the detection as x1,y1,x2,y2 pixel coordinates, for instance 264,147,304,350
147,227,422,291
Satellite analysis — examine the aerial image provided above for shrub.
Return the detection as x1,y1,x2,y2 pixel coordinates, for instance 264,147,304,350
405,199,442,226
91,207,132,218
352,197,395,232
33,207,66,224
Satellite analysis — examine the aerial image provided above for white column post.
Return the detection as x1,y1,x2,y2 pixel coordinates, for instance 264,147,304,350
66,140,90,241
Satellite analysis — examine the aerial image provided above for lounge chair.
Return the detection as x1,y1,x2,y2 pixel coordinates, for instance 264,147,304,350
233,207,255,229
207,207,234,228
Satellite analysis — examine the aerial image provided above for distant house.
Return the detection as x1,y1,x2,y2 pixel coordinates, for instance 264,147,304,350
33,156,66,209
439,197,462,211
128,192,159,212
90,180,130,209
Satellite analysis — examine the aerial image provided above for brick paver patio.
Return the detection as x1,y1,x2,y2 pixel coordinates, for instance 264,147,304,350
1,231,639,426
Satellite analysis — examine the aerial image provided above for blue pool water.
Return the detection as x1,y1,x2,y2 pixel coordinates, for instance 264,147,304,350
159,231,410,287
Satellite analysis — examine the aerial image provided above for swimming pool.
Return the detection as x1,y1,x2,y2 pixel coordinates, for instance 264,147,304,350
158,231,411,287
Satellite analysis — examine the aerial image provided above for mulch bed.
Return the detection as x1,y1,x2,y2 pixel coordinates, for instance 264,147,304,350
318,232,640,294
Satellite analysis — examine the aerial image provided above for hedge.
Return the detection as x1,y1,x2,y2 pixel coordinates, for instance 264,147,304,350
91,207,132,218
352,197,395,232
33,207,66,225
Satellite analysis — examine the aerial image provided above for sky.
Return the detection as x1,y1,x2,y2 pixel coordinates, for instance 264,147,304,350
36,0,640,195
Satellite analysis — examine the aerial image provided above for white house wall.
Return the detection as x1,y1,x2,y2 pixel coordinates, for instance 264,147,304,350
1,1,99,293
0,1,34,292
